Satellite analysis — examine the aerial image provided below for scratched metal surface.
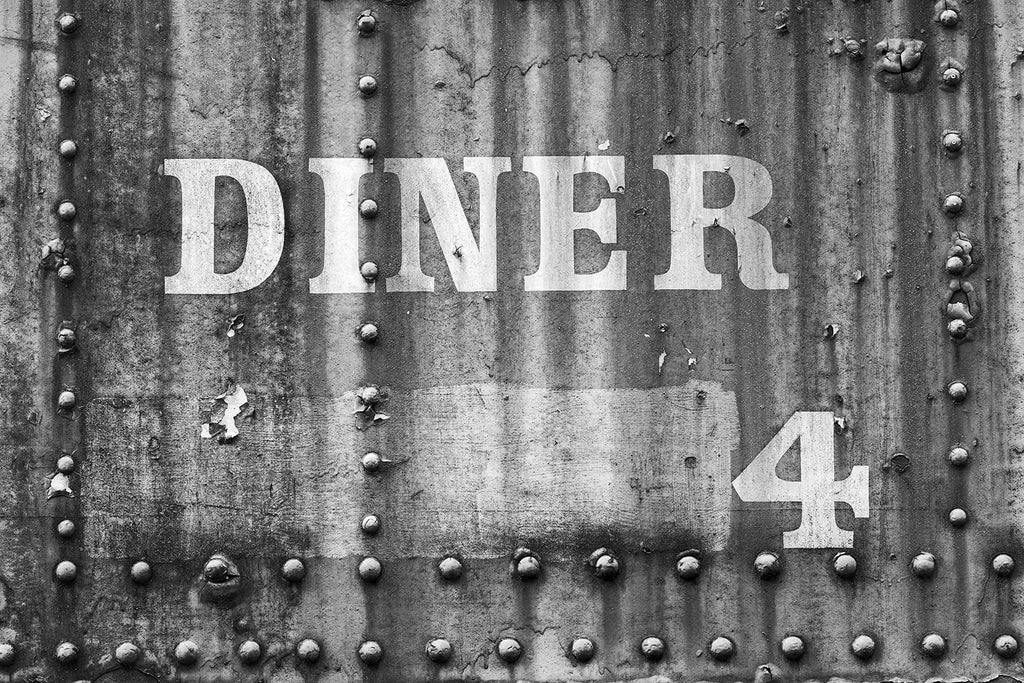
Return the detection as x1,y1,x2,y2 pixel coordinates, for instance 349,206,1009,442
2,0,1024,681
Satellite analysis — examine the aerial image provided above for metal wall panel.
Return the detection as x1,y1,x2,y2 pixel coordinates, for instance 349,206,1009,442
1,0,1023,680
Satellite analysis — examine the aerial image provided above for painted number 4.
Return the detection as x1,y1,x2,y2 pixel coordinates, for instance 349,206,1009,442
732,411,869,548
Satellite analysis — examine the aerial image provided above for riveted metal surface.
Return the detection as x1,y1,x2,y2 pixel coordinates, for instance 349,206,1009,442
3,0,1024,681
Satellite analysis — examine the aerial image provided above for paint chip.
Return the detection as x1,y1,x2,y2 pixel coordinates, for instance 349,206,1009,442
597,139,610,151
201,381,253,443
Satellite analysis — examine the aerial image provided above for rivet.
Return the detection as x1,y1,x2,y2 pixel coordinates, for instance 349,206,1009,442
911,551,937,578
948,445,970,467
358,323,379,343
359,198,378,219
946,255,967,275
360,261,379,282
57,389,76,411
939,9,960,27
358,640,383,665
942,193,965,215
754,550,782,579
55,559,77,583
496,637,522,663
425,638,452,663
993,553,1016,576
0,643,13,666
57,12,80,34
438,556,463,581
296,638,321,663
238,640,262,664
56,325,77,352
358,75,378,96
282,558,306,582
570,637,595,662
361,451,382,472
57,200,77,221
942,67,963,88
513,548,541,579
204,555,234,583
56,455,75,473
947,379,969,402
358,556,382,582
942,130,964,155
57,264,76,284
948,508,968,527
995,634,1019,658
130,560,152,584
640,636,665,661
174,640,199,666
357,10,376,35
947,319,968,339
57,73,78,94
360,514,380,535
675,552,701,580
851,634,876,660
359,138,377,158
833,551,857,578
57,519,75,538
55,641,79,664
59,139,78,158
115,642,141,667
781,635,806,660
920,632,947,658
708,636,734,661
588,547,619,580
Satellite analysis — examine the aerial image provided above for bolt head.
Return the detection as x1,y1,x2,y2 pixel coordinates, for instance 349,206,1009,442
570,637,595,662
359,556,382,582
995,634,1019,658
675,554,701,580
358,640,383,665
948,445,970,466
993,553,1016,576
361,452,381,472
57,327,77,349
438,556,463,581
851,634,876,659
781,635,806,660
57,74,77,93
515,554,541,579
943,193,965,215
357,12,376,34
57,390,76,410
130,561,153,584
947,319,968,339
640,636,665,661
911,552,937,578
496,637,522,662
56,455,75,473
359,137,377,158
942,131,964,154
359,198,378,218
57,13,80,33
57,200,77,221
55,560,77,583
921,633,947,658
754,551,781,579
939,9,960,27
833,552,858,578
359,323,379,343
115,642,140,666
57,519,75,538
360,514,380,535
425,638,452,663
296,639,320,663
59,139,78,158
238,640,261,664
204,556,232,583
174,640,199,665
947,380,969,402
358,75,378,95
942,67,963,87
57,264,76,284
593,553,619,579
360,261,379,282
948,508,968,527
709,636,734,661
55,641,79,664
282,558,306,582
0,643,13,666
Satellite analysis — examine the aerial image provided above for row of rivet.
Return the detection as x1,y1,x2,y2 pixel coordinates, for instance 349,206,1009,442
16,629,1019,669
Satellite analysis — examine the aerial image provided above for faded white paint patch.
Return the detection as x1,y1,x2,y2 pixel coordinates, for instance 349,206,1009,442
200,383,250,443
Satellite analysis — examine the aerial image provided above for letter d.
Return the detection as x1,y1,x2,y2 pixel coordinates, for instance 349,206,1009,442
164,159,284,294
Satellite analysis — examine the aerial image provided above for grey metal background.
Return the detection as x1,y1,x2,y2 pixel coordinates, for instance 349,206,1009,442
1,0,1023,680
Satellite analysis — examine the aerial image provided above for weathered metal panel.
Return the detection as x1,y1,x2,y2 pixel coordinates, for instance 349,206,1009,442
1,0,1024,680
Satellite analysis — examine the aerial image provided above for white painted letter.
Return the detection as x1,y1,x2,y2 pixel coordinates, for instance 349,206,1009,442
164,159,284,295
653,155,788,290
523,156,626,291
732,411,869,548
384,157,510,292
308,158,373,293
